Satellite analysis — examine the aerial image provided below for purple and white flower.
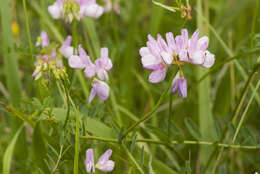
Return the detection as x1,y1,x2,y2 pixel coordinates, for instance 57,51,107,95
48,0,104,22
60,36,74,59
171,72,187,98
85,149,115,173
36,31,50,48
139,29,215,98
62,42,113,103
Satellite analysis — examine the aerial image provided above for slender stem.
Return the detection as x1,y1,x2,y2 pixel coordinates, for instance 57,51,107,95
63,83,71,128
120,72,176,140
51,145,64,174
122,145,145,174
80,135,260,150
73,109,80,174
168,93,173,137
0,102,35,127
232,81,260,143
22,0,33,62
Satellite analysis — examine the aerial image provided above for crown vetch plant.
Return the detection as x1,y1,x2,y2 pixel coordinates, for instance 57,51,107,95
140,29,215,98
1,0,260,174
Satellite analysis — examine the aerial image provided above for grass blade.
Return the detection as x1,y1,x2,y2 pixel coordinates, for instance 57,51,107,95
2,126,23,174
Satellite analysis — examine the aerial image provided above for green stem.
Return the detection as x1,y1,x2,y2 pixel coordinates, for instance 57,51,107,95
73,109,80,174
80,135,260,150
121,72,176,140
232,81,260,143
51,145,64,174
22,0,33,62
250,0,259,67
168,93,173,137
122,145,145,174
63,83,71,129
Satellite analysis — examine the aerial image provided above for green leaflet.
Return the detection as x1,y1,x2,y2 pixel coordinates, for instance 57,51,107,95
2,126,23,174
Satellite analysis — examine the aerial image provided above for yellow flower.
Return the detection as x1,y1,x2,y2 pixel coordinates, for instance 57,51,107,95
11,21,19,36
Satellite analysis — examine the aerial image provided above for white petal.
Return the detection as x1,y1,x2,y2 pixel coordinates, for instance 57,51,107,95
161,51,173,65
139,47,150,57
189,51,204,65
141,54,161,69
84,4,104,19
96,160,115,172
148,68,166,83
48,3,62,19
202,51,215,68
60,46,74,59
69,55,85,69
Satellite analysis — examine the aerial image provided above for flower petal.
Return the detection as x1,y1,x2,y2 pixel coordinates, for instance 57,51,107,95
92,80,110,101
97,69,109,80
84,4,104,18
48,2,62,19
139,47,150,57
197,36,209,51
178,78,187,98
88,88,96,103
166,32,176,53
85,149,95,173
202,51,215,68
141,54,161,70
69,55,85,69
189,51,204,65
160,51,173,65
96,160,115,172
148,68,166,83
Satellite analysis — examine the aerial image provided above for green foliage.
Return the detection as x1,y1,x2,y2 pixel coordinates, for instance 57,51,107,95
0,0,260,173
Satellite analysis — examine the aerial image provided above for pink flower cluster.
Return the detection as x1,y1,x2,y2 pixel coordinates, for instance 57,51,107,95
140,29,215,98
60,36,112,103
33,31,57,80
48,0,104,22
85,149,115,173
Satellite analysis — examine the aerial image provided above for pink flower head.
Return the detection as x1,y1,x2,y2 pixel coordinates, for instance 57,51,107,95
88,79,110,103
48,0,104,21
140,34,175,83
60,36,74,59
85,148,115,173
36,31,50,48
94,48,113,80
175,29,215,67
171,72,187,98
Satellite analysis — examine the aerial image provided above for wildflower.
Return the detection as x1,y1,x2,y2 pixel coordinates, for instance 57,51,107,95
63,43,112,103
94,48,113,80
139,29,215,98
36,31,50,48
33,31,66,81
175,29,215,67
85,149,115,173
139,34,173,83
60,36,74,59
48,0,104,23
11,21,19,36
88,79,110,103
171,72,187,98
